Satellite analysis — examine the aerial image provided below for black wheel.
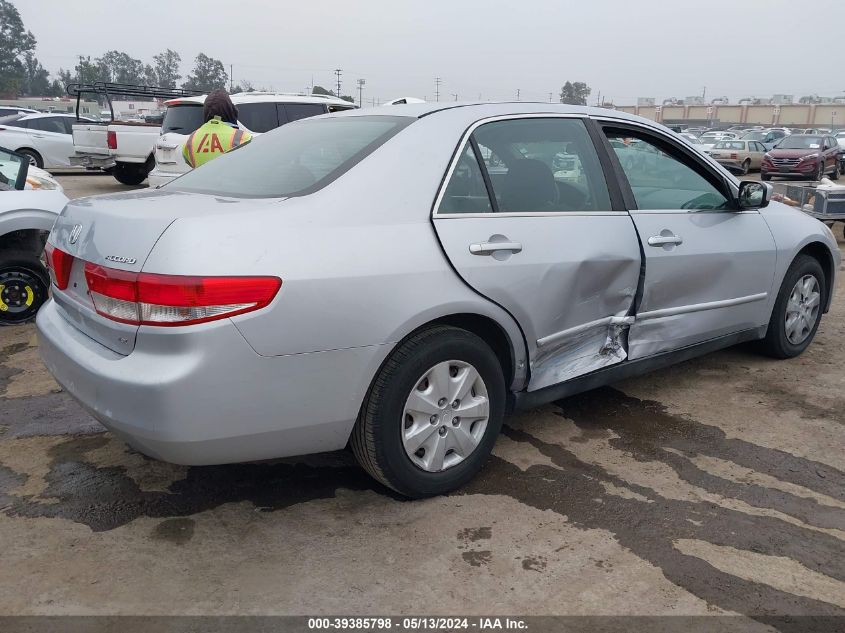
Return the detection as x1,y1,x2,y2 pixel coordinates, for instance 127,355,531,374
351,325,506,498
831,163,840,181
761,172,771,181
815,161,825,181
740,159,750,175
0,251,50,324
760,254,826,359
112,163,148,186
17,148,43,169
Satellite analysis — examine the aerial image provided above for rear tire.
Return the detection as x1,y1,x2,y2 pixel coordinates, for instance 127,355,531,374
759,254,825,359
740,159,750,175
0,251,50,324
351,325,505,498
831,164,840,180
815,161,825,181
112,163,148,186
17,148,43,169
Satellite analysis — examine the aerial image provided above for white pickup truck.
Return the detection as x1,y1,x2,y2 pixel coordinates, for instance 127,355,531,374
66,82,202,185
70,120,160,185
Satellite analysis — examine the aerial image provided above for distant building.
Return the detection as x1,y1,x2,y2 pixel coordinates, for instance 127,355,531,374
637,97,655,107
772,94,794,105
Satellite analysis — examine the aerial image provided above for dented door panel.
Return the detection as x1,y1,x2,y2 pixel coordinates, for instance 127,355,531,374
432,214,641,391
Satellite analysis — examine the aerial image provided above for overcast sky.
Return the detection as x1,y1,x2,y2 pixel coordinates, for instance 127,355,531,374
18,0,845,104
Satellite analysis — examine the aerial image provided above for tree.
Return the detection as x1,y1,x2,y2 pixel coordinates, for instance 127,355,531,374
148,49,181,88
559,81,591,106
0,0,37,96
20,52,51,96
182,53,228,92
96,50,145,85
75,55,106,85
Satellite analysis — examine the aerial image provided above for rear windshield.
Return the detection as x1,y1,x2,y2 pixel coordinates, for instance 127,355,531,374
167,115,413,198
162,104,204,134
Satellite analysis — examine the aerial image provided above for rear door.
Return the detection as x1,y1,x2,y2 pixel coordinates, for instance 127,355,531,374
237,102,280,134
600,122,777,359
433,116,642,391
27,116,73,167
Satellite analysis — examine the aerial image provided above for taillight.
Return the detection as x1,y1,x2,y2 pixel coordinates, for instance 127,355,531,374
107,131,117,149
83,262,281,326
44,243,74,290
730,153,738,159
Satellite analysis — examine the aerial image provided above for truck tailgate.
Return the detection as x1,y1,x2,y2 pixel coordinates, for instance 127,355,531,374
72,123,109,155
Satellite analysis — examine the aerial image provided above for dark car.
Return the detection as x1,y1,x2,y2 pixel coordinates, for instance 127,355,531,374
761,134,841,181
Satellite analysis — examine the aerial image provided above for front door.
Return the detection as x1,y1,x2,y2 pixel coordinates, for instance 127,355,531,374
433,117,642,391
602,124,777,359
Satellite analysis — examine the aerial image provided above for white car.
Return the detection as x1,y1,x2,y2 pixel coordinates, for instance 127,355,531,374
0,113,93,169
699,131,738,150
149,93,357,187
0,147,67,322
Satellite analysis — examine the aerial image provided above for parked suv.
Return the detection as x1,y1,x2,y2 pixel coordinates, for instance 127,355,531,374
761,134,841,181
148,93,357,187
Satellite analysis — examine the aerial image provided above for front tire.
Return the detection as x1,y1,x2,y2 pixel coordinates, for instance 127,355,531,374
831,164,840,180
740,159,750,175
760,254,825,359
0,251,50,324
815,161,825,181
351,325,505,498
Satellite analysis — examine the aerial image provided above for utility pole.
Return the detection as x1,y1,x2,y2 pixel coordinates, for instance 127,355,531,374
229,64,233,92
451,93,458,101
357,79,366,107
516,89,520,101
334,69,342,98
435,77,442,102
549,92,553,103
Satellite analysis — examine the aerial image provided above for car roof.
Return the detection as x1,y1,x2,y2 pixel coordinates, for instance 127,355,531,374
164,92,357,107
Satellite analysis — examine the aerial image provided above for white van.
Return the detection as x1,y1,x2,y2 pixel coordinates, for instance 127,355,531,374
149,93,357,187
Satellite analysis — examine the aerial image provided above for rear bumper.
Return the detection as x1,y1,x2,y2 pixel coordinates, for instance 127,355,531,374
69,154,115,169
36,299,382,465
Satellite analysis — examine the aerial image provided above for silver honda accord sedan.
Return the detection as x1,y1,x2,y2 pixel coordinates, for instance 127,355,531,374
37,103,839,497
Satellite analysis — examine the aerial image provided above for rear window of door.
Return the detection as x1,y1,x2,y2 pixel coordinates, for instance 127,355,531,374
237,103,280,133
28,117,67,134
162,105,204,134
605,128,730,210
439,117,612,214
283,103,327,122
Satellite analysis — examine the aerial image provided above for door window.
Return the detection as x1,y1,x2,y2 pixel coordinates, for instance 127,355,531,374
437,143,492,214
237,103,279,133
606,130,730,210
28,117,68,134
283,103,327,122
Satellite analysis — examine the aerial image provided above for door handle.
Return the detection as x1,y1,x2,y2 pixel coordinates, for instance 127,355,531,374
469,241,523,255
31,134,46,139
647,234,683,247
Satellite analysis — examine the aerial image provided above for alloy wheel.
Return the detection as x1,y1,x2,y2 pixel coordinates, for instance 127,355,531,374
401,360,490,473
785,274,821,345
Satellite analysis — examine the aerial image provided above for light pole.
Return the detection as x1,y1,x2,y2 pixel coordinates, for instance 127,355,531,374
357,79,366,107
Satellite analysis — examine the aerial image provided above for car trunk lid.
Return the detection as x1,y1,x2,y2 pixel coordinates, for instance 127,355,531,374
47,189,285,354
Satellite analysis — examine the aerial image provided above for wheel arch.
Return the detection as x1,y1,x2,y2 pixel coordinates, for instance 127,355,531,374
796,241,835,312
0,227,49,255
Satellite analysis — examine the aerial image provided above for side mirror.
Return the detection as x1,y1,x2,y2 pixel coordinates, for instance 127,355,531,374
738,180,771,209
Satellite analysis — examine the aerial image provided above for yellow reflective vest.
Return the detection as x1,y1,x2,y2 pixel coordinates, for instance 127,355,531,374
182,117,252,168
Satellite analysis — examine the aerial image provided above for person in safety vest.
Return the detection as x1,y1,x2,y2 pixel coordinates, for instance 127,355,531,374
182,89,252,168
